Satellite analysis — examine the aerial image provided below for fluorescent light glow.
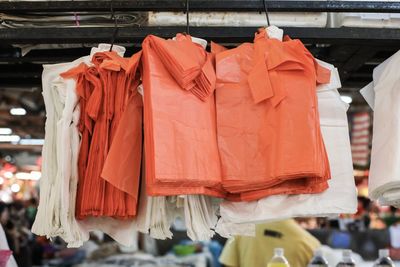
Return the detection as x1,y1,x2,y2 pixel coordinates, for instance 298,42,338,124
19,139,44,145
3,172,13,179
0,194,11,203
10,184,20,193
0,177,4,185
341,95,353,104
0,135,20,143
30,171,41,180
0,128,12,135
15,172,31,180
10,108,26,116
14,172,41,181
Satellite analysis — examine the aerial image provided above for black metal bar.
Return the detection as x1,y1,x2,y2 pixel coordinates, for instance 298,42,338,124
0,72,41,79
1,1,400,13
2,27,400,45
339,46,377,81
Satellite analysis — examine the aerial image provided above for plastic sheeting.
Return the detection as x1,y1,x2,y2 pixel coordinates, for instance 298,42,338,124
34,31,358,245
141,34,224,197
360,50,400,207
68,51,142,219
33,44,142,247
213,29,331,201
217,60,357,229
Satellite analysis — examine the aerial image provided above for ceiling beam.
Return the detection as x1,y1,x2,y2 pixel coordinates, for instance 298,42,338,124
1,1,400,13
340,46,378,81
2,27,400,45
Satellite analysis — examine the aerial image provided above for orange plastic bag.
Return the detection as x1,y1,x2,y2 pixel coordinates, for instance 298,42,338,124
141,34,224,197
61,63,99,218
213,29,331,201
101,51,143,208
62,51,142,219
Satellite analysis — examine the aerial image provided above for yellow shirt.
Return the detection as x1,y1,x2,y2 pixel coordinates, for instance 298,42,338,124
219,219,320,267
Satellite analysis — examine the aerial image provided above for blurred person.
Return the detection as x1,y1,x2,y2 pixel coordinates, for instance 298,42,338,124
368,202,386,230
312,218,329,229
31,236,45,266
35,236,56,260
25,198,37,229
355,197,370,217
369,212,386,229
219,219,320,267
0,203,19,255
0,202,9,226
296,218,319,229
5,223,31,267
357,197,372,229
6,201,32,267
8,201,27,229
384,206,400,227
389,221,400,248
0,222,18,267
4,221,19,256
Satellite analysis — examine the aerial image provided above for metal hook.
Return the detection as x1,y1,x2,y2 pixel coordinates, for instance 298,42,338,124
109,16,119,52
110,0,114,20
186,0,190,35
109,0,118,52
262,0,271,27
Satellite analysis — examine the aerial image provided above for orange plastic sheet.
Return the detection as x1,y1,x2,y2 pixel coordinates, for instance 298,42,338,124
61,51,142,219
213,29,331,201
61,62,98,217
141,34,224,197
101,52,143,201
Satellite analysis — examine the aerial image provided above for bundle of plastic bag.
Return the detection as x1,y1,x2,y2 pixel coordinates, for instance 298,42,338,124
66,51,142,219
360,50,400,206
217,61,357,231
213,29,331,201
141,34,224,197
33,44,141,247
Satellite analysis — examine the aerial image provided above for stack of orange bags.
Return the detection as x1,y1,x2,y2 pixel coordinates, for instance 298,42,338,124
213,29,331,201
62,51,143,219
141,34,224,198
146,36,214,100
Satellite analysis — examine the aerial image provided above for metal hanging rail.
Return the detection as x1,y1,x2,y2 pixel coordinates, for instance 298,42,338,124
1,1,400,13
2,27,400,45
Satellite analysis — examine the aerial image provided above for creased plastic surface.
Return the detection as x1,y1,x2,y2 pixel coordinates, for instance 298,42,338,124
33,44,140,248
213,29,331,201
33,58,90,248
141,34,224,197
64,51,142,219
218,61,357,227
101,51,143,199
366,50,400,206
